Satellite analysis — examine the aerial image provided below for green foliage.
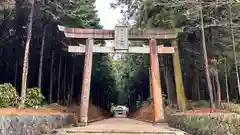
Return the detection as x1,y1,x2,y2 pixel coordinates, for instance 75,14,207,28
165,107,240,135
112,0,240,103
0,83,18,107
0,84,45,108
188,100,210,109
118,54,150,103
43,0,102,28
0,0,115,109
136,0,189,28
91,54,120,106
136,101,142,109
219,102,240,114
0,0,15,10
25,87,45,108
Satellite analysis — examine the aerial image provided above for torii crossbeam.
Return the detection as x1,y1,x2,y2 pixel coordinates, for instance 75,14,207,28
58,24,186,126
68,45,174,54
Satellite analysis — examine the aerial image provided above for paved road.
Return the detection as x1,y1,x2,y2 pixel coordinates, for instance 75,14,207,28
54,118,187,135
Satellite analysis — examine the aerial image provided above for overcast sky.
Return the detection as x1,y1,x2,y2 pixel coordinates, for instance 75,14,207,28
95,0,123,60
95,0,123,48
95,0,122,29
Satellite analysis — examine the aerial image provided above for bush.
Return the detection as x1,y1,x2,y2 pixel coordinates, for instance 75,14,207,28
25,87,45,108
219,102,240,114
165,107,240,135
0,83,18,107
136,100,142,109
187,100,210,109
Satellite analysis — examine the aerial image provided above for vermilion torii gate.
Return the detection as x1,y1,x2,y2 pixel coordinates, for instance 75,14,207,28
58,24,186,126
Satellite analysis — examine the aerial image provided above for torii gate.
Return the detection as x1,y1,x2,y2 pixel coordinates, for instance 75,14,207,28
58,24,186,126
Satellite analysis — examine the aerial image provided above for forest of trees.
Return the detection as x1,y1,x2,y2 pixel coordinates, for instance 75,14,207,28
112,0,240,110
1,0,240,111
0,0,119,109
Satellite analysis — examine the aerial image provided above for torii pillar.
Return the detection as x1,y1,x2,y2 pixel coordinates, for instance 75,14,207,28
172,39,187,112
149,39,164,122
80,38,94,125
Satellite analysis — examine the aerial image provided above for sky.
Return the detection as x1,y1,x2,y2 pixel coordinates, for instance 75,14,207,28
95,0,123,59
95,0,122,29
95,0,123,48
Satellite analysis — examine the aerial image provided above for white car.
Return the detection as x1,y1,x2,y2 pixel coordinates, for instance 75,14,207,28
110,105,129,118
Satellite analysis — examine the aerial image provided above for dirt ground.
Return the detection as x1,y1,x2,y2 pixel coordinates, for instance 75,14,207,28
0,103,109,122
66,104,110,122
130,102,154,122
0,102,228,122
131,102,229,122
0,106,65,116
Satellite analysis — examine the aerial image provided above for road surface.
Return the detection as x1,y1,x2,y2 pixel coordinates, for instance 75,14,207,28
53,118,187,135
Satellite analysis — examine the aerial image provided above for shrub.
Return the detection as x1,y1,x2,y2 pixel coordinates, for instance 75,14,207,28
165,107,240,135
25,87,45,108
192,100,210,108
136,100,142,109
219,102,240,114
187,100,210,109
0,83,18,107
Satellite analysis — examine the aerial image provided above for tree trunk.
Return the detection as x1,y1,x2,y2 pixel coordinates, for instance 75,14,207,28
19,0,35,108
200,4,215,109
225,57,230,102
192,66,200,101
229,72,237,99
229,3,240,97
214,70,221,105
97,89,100,106
57,54,62,102
70,58,75,105
38,26,47,89
102,93,105,108
0,9,9,38
14,56,18,87
133,93,135,109
49,50,55,103
63,54,68,105
67,83,71,105
212,74,217,102
164,66,176,104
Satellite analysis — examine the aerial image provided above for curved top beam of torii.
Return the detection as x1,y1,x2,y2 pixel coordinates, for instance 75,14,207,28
57,25,180,40
57,25,182,54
